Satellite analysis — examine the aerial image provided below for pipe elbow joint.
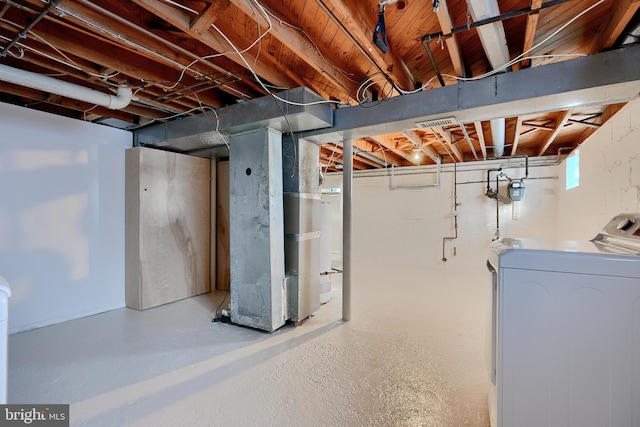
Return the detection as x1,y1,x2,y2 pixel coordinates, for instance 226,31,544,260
108,86,133,110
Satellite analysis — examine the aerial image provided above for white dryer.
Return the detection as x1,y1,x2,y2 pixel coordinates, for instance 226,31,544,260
487,213,640,427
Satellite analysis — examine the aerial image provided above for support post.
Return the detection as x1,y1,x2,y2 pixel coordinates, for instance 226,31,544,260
342,139,353,321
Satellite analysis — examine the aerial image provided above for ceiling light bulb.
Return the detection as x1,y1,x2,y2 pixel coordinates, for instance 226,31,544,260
413,148,421,160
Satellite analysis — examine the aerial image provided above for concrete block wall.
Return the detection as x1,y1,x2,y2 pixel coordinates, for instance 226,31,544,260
322,160,558,274
557,98,640,240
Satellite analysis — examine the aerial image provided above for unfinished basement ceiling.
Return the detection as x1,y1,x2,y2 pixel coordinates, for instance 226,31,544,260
0,0,639,169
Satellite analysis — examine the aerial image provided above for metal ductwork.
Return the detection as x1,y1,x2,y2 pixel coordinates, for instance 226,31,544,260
135,87,333,155
0,63,132,110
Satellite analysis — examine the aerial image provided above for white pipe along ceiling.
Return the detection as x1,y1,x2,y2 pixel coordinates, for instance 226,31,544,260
0,63,132,110
467,0,510,158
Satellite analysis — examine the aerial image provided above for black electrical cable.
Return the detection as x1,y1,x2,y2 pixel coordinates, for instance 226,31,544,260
373,6,388,53
212,289,230,320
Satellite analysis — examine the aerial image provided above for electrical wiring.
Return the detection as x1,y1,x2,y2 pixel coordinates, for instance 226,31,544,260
355,73,400,105
193,92,231,149
6,45,23,58
0,32,95,78
34,0,340,107
258,2,359,85
152,0,276,93
322,145,338,174
400,0,604,94
353,0,604,101
211,21,341,107
27,28,121,81
82,104,98,121
213,289,230,319
54,5,211,91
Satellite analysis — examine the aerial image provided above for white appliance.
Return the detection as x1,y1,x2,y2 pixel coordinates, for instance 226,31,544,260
0,275,10,404
487,213,640,427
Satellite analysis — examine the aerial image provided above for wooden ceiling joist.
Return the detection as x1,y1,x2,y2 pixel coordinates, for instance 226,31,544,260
131,0,302,92
190,0,230,34
352,138,403,167
314,0,414,93
370,133,422,166
432,126,464,162
230,0,356,102
435,0,465,77
519,0,543,69
511,116,524,156
474,121,488,159
403,130,440,163
538,110,572,156
590,0,640,52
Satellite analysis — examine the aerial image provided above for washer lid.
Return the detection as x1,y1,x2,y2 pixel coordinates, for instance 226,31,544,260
0,274,10,297
490,237,640,278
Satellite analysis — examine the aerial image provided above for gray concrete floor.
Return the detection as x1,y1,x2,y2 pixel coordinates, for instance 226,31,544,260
8,264,489,426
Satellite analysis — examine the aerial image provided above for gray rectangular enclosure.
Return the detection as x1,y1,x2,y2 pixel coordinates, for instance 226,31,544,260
229,128,286,331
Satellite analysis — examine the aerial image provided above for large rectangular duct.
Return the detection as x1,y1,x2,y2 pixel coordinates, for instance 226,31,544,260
283,137,322,322
229,128,286,331
134,87,333,155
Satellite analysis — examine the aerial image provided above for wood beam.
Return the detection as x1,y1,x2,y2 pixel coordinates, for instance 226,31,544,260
230,0,356,102
432,127,464,162
511,116,524,156
474,121,487,160
538,110,572,156
353,138,403,167
190,0,230,34
590,0,640,52
320,145,369,170
64,0,263,98
322,143,383,169
403,131,440,163
131,0,302,91
370,134,422,166
519,0,543,69
0,16,226,108
316,0,414,92
435,0,465,76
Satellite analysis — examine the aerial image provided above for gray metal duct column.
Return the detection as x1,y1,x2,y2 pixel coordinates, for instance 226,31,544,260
229,128,286,331
283,136,322,322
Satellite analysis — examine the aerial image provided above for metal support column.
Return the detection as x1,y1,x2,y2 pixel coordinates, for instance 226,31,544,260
342,139,352,321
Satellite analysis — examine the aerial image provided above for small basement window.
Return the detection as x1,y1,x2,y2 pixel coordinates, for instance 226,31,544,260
566,149,580,190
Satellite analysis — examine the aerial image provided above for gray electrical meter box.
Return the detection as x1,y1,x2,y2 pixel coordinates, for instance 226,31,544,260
508,180,525,201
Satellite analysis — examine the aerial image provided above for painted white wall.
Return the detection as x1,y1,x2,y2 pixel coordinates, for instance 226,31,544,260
557,98,640,240
322,160,558,274
0,102,131,333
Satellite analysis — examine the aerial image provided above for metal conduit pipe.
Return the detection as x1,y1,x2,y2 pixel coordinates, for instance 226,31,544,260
0,63,132,109
0,0,61,58
495,175,500,239
342,139,353,321
421,0,572,41
442,162,458,261
389,157,441,190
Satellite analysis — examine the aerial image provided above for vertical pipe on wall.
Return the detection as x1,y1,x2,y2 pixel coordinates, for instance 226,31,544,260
343,139,353,321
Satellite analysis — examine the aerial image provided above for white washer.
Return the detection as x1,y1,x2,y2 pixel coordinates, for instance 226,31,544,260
487,214,640,427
